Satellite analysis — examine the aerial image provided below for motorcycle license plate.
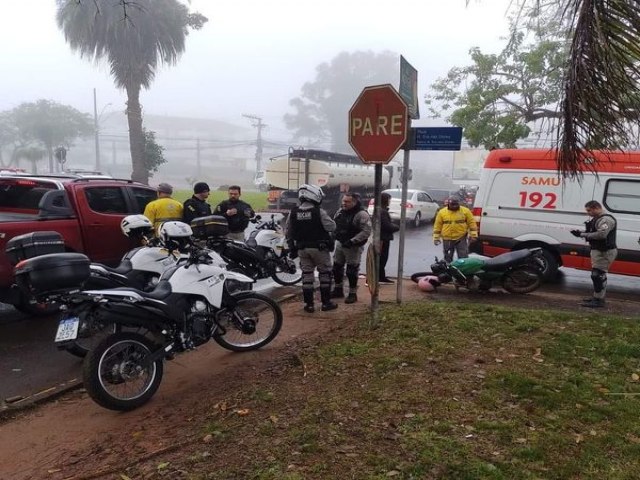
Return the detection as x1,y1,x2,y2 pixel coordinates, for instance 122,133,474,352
55,317,80,343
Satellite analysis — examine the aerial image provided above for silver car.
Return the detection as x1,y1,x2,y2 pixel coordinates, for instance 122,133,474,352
367,189,440,228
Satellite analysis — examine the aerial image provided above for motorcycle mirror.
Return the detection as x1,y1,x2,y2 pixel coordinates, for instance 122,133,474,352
255,214,262,221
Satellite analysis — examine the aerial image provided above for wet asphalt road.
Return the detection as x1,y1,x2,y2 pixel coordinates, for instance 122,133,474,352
1,222,638,407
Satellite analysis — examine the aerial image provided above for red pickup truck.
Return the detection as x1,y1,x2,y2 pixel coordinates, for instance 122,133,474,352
0,174,157,313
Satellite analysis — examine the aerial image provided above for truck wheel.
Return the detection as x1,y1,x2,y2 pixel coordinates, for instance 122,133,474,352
538,249,560,282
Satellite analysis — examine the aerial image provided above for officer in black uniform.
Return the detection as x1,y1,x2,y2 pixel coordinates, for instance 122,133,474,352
183,182,212,224
331,192,372,304
285,184,338,313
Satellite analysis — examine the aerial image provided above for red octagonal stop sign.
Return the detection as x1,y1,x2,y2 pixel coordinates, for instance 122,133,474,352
348,84,408,164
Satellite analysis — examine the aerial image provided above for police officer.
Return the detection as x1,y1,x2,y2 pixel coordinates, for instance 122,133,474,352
571,200,618,308
331,192,372,304
285,184,338,313
183,182,212,224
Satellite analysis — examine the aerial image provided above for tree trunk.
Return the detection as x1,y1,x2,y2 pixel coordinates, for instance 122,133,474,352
126,84,149,185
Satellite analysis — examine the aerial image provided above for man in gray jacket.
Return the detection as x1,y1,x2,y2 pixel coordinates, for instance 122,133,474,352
285,184,338,313
571,200,618,308
331,192,372,304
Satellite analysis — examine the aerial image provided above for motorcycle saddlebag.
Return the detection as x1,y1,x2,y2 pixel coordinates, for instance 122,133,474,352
15,252,90,295
190,215,229,239
5,231,65,266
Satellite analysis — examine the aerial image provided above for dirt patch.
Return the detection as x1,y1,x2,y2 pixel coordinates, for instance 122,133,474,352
0,282,638,479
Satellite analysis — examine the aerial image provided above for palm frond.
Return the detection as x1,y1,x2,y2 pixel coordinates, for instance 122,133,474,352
558,0,640,178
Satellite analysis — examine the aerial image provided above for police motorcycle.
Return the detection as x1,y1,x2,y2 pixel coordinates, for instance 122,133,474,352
66,217,230,358
411,248,545,294
196,214,302,286
13,225,281,412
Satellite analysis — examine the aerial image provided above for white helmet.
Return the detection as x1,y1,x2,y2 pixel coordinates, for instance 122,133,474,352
121,215,153,238
298,184,324,204
158,221,193,251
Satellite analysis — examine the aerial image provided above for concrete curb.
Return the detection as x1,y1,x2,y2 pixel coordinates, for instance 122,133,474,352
0,292,301,417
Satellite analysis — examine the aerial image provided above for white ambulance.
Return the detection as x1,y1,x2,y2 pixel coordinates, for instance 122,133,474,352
472,149,640,279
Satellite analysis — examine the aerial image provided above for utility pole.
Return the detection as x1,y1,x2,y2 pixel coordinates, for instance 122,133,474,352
93,88,101,171
242,114,266,173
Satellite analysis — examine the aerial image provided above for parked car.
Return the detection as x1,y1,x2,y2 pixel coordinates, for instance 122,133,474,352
423,188,456,208
367,189,439,228
0,173,157,313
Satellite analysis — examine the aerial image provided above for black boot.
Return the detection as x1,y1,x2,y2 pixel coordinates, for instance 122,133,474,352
320,287,338,311
331,284,344,298
303,289,315,313
345,292,358,304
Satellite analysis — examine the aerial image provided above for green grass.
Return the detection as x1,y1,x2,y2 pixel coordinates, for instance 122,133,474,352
173,190,268,211
122,302,640,479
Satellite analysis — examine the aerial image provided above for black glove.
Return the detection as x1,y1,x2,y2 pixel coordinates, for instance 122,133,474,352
288,248,298,260
342,239,353,248
570,229,582,238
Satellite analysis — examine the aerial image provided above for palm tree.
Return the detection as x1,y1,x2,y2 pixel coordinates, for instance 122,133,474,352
56,0,207,184
493,1,640,178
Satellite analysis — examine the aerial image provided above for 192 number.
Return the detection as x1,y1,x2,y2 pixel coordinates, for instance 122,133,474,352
519,191,557,209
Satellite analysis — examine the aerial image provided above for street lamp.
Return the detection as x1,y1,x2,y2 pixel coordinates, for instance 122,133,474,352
93,88,112,171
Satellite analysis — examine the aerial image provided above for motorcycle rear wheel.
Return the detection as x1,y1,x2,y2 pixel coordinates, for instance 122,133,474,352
83,331,163,411
502,268,542,294
271,257,302,286
214,292,283,352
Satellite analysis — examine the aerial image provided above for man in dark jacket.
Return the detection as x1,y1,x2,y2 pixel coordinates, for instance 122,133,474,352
571,200,618,308
214,185,255,241
379,192,400,283
331,192,372,303
182,182,212,224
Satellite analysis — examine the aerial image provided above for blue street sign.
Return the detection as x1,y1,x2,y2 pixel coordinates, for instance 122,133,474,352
409,127,463,151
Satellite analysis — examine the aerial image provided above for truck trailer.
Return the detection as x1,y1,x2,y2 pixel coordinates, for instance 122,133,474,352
265,148,407,214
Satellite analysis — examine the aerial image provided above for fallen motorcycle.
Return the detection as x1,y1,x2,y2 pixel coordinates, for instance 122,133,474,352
15,243,281,411
411,248,545,294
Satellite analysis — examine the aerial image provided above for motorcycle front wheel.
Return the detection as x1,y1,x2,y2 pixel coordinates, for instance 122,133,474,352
214,292,283,352
502,267,542,294
271,257,302,286
83,331,163,411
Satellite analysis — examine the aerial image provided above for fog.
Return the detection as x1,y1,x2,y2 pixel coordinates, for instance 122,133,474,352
0,0,513,187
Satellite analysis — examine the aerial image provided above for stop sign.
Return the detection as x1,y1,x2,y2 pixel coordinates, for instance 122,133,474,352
348,84,408,164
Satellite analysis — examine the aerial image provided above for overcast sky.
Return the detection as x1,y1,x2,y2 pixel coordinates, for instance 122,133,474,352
0,0,513,140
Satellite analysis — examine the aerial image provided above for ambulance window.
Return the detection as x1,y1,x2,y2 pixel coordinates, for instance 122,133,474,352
604,180,640,214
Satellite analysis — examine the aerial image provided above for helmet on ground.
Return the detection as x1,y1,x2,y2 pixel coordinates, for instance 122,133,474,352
121,214,153,238
158,221,193,251
417,275,440,292
298,184,325,204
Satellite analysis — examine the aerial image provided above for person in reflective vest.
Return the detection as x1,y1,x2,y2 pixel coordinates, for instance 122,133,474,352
571,200,617,308
143,183,184,235
432,197,478,263
285,184,337,313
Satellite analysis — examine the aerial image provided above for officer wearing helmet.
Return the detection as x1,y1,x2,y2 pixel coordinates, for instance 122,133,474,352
285,184,338,313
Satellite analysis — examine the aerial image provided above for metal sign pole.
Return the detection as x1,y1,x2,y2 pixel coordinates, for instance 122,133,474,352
370,164,382,327
396,120,412,304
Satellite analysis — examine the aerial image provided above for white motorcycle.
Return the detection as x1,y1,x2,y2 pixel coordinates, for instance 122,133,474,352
14,241,282,411
66,218,232,357
206,214,301,285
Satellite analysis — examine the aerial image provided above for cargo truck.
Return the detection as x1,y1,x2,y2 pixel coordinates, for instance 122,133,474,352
265,148,408,214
